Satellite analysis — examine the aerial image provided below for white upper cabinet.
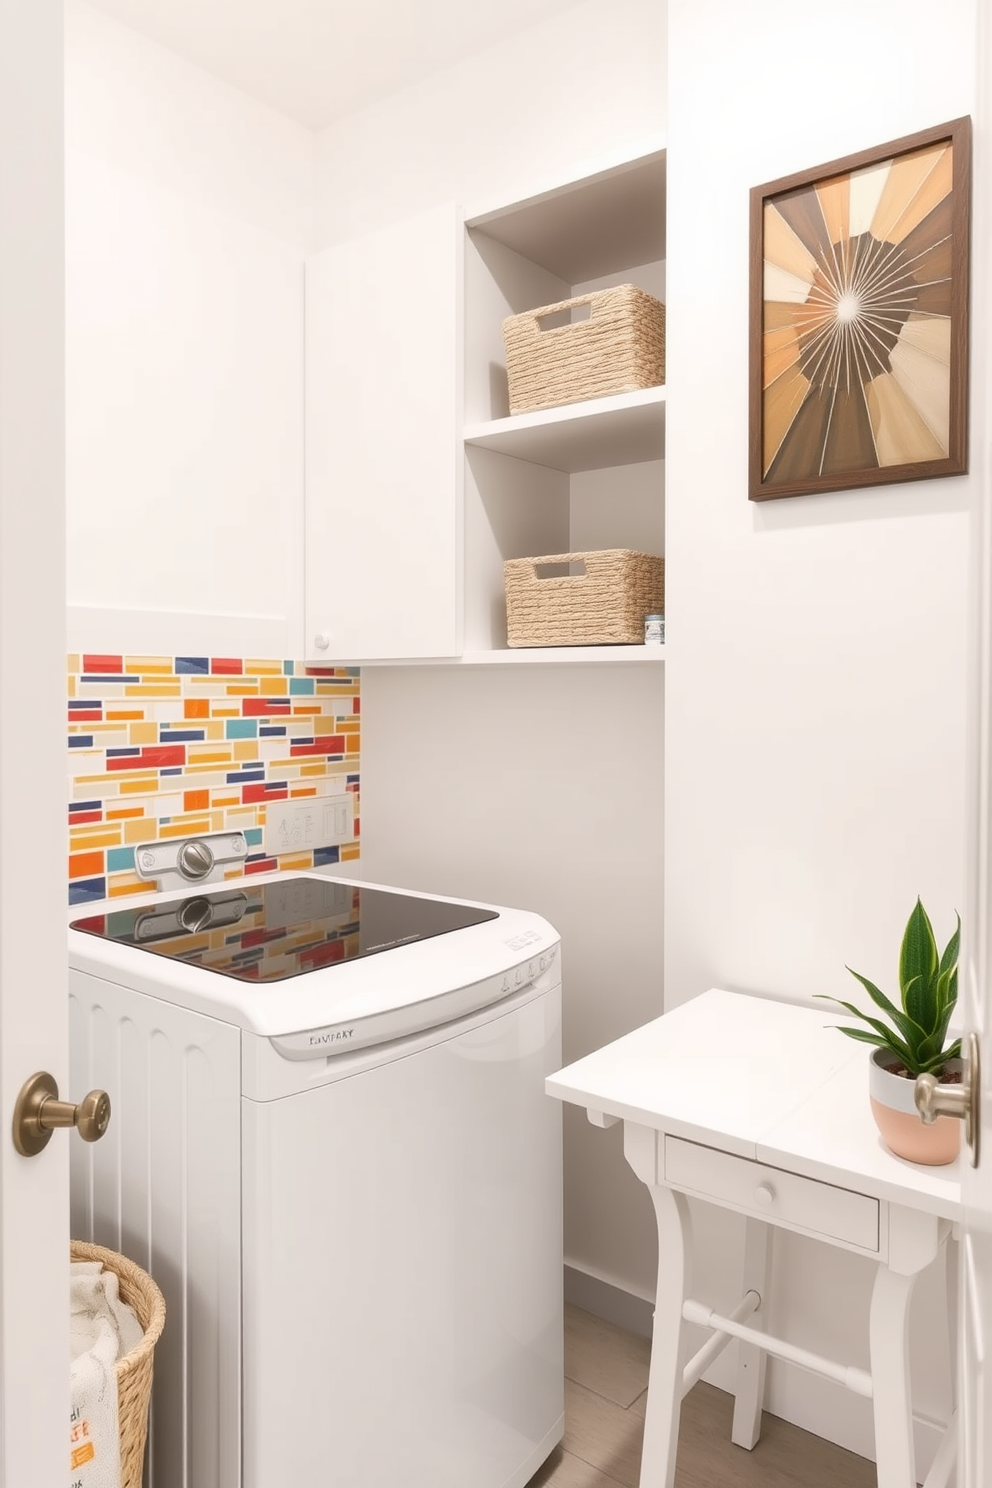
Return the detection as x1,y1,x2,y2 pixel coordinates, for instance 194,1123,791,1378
304,202,463,662
65,147,307,660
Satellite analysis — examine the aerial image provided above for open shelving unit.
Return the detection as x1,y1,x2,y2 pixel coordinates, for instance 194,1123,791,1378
304,143,666,666
461,143,667,660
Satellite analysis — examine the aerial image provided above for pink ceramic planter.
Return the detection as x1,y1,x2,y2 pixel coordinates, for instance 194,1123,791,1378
868,1048,961,1165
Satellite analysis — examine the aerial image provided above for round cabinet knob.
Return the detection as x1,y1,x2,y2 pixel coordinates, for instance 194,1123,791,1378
313,633,330,651
177,839,214,881
754,1183,775,1208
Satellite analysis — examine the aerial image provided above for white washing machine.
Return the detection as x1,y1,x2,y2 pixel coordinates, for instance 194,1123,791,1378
68,864,563,1488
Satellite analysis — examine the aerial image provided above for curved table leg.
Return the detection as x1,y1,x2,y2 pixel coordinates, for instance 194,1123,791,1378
639,1183,692,1488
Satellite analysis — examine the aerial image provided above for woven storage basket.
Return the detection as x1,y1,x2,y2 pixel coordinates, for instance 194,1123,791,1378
502,284,665,416
504,549,665,647
71,1241,166,1488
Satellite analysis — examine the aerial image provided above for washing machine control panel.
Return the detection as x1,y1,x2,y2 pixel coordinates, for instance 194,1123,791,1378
498,944,558,997
268,944,559,1061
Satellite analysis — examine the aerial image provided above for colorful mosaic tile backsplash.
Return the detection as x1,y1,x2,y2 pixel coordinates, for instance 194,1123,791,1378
68,654,360,905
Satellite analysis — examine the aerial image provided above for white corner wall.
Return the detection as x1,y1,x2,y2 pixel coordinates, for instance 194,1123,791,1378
315,0,665,242
65,1,316,656
666,0,977,1467
316,0,668,1309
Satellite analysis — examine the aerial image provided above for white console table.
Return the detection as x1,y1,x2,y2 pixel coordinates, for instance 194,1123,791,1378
546,989,961,1488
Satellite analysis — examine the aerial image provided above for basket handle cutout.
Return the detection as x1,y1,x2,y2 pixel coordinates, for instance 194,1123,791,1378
533,559,587,579
535,300,592,332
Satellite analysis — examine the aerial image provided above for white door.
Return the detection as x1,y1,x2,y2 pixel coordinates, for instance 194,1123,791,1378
0,2,69,1485
960,9,992,1481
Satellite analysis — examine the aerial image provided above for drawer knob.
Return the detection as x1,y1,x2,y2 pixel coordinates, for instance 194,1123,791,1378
754,1183,775,1207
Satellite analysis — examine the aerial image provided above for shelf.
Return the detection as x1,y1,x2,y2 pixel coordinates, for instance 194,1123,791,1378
359,646,665,667
463,386,665,473
465,148,666,284
460,646,665,665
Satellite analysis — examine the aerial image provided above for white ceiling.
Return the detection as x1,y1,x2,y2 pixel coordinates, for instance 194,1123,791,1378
85,0,590,130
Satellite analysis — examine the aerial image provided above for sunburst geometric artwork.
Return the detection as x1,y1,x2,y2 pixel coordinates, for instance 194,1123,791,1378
749,118,971,501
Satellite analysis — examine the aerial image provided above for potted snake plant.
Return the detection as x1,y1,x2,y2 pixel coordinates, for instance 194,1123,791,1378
818,898,962,1165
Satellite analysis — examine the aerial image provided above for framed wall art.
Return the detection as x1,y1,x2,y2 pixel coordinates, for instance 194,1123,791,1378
749,117,971,502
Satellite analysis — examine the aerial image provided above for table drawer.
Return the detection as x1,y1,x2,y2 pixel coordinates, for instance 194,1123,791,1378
664,1136,879,1252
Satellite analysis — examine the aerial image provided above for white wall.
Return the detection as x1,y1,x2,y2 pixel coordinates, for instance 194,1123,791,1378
666,0,977,1466
316,0,668,1308
315,0,665,243
354,663,665,1297
65,1,315,656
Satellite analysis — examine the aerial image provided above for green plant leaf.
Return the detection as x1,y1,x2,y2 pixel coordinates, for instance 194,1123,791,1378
917,1026,953,1067
935,966,956,1025
935,961,960,1024
918,1039,962,1074
928,1000,957,1055
899,899,938,1019
902,972,936,1039
828,1026,906,1054
932,915,960,1025
937,913,961,982
844,968,929,1050
819,998,916,1065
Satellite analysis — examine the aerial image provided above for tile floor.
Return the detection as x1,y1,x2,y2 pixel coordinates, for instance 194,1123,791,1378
528,1304,878,1488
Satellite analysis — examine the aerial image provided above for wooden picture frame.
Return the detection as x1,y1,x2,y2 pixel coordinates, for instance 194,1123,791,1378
749,117,971,503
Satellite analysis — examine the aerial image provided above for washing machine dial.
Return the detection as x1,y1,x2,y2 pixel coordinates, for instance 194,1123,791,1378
178,896,214,934
177,839,215,882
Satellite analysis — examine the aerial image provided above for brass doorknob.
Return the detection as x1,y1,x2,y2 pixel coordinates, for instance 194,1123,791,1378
914,1030,980,1167
11,1072,111,1157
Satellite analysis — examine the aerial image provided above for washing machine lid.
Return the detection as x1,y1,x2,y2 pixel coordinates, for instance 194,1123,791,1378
68,871,561,1043
70,876,498,984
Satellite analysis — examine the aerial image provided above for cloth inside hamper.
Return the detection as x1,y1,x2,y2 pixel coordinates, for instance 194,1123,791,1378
71,1261,144,1488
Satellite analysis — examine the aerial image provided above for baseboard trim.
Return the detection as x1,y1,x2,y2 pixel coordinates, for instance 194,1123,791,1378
562,1265,950,1475
760,1366,947,1480
564,1263,655,1339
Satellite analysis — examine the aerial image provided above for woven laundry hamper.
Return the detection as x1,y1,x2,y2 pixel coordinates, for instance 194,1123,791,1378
504,549,665,647
502,283,665,416
71,1241,166,1488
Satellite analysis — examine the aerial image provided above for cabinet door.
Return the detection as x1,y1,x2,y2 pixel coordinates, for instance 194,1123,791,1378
66,146,306,659
305,202,462,661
